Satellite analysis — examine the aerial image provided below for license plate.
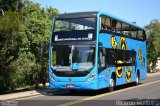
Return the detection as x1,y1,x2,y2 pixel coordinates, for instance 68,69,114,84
66,84,74,88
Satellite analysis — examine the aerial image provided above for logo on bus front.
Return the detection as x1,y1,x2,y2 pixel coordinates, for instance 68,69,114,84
72,63,79,70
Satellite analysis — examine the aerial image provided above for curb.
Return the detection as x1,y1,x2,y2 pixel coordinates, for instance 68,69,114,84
0,89,57,101
6,93,40,101
0,83,50,101
0,92,41,101
16,93,41,100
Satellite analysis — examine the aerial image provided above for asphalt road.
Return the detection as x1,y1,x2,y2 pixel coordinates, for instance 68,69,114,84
17,75,160,106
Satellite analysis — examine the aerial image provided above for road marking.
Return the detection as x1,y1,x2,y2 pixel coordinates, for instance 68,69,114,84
57,80,160,106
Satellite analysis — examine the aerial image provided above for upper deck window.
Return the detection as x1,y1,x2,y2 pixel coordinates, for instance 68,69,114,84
137,30,144,40
122,23,130,36
100,15,146,41
54,18,96,32
112,19,121,34
101,16,111,31
131,26,138,38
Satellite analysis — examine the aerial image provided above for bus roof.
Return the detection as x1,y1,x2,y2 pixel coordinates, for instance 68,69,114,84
55,11,98,19
54,11,144,30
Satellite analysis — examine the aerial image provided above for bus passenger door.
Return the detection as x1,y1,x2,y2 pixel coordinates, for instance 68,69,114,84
98,47,106,72
97,47,109,89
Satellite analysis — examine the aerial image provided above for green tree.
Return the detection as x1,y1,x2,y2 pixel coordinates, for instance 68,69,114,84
0,11,22,91
0,0,58,92
0,0,25,11
19,2,58,82
145,19,160,71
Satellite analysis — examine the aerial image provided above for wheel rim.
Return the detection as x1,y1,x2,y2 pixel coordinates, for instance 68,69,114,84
136,76,139,84
110,78,114,87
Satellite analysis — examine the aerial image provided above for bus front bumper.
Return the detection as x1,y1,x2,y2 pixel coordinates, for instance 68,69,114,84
49,80,98,90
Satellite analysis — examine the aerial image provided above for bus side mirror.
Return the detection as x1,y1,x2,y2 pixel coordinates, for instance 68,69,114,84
102,48,106,56
99,47,106,56
98,42,106,56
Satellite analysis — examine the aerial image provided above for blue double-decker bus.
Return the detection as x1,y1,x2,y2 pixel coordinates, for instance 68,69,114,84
48,11,146,91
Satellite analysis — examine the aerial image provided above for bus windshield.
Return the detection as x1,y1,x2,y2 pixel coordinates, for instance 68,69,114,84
54,18,96,32
52,45,95,72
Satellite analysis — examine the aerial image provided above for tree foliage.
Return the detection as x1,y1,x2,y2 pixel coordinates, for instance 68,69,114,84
145,19,160,69
0,0,58,92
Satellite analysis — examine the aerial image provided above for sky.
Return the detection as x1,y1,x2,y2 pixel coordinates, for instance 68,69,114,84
32,0,160,27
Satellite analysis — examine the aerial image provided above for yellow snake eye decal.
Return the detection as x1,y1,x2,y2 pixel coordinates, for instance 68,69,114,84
116,60,123,78
116,66,123,78
120,37,127,50
126,66,132,83
111,36,118,49
138,45,144,66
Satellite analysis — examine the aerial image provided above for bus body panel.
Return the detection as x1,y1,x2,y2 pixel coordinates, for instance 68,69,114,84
48,11,147,90
49,72,98,90
48,67,99,90
98,32,147,88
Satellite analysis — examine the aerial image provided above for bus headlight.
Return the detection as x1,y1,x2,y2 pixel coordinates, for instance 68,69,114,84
86,72,96,82
49,73,56,82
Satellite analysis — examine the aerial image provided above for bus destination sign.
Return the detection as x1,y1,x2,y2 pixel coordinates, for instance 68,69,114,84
52,30,96,42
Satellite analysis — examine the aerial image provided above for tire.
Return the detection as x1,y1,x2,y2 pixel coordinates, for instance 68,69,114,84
109,76,115,92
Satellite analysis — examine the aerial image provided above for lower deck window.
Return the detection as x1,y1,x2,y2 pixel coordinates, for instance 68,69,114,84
106,49,136,66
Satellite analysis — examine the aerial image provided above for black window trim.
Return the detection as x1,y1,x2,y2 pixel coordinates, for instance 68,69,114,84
100,30,146,41
99,15,146,41
105,48,136,67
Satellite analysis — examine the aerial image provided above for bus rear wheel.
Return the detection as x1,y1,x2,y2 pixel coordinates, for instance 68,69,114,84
109,76,115,92
134,73,140,86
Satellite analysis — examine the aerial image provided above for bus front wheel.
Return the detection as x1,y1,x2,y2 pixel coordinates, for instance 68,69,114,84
109,76,115,92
